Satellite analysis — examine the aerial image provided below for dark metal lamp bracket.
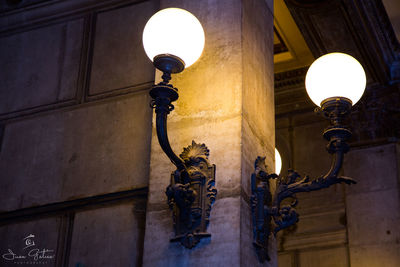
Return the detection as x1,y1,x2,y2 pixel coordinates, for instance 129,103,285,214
150,54,217,249
250,97,357,262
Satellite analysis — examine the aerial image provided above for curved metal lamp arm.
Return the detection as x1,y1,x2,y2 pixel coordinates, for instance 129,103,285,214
274,150,355,207
149,74,189,184
150,55,187,176
154,103,186,173
323,150,343,179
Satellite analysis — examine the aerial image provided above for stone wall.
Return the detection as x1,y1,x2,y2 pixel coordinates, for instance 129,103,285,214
0,0,156,266
344,143,400,267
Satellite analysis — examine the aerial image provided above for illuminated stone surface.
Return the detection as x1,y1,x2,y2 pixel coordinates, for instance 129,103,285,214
143,0,275,266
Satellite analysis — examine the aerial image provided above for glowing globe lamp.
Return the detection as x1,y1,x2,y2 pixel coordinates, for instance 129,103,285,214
142,8,205,73
275,148,282,175
305,52,366,106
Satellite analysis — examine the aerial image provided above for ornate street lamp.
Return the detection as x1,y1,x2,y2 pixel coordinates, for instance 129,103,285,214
143,8,217,249
250,52,366,262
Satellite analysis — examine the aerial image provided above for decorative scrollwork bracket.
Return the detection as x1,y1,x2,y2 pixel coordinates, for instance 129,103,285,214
166,141,217,248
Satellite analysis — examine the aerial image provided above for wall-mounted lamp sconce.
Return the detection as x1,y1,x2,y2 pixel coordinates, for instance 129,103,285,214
143,8,217,249
251,52,366,262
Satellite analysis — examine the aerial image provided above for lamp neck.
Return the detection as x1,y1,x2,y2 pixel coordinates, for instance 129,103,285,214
153,54,185,85
315,97,353,156
320,97,352,125
161,71,172,85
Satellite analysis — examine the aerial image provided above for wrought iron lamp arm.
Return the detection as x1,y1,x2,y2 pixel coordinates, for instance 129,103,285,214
155,105,186,173
275,155,353,201
274,137,355,208
323,150,343,179
149,63,189,183
322,152,346,182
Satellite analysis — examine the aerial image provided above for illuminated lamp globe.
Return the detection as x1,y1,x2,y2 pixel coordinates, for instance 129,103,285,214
305,52,366,106
142,8,205,72
275,148,282,175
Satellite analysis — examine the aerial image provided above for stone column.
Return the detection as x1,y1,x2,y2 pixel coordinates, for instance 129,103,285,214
143,0,276,266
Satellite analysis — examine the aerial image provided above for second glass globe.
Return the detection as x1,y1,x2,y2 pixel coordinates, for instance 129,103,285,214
142,8,205,69
275,148,282,175
305,52,366,107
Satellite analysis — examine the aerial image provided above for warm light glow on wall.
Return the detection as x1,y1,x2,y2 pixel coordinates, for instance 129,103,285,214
142,8,205,68
305,52,366,106
275,148,282,175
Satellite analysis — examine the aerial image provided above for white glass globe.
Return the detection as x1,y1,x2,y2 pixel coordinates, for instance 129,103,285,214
275,148,282,175
305,52,366,106
142,8,205,68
